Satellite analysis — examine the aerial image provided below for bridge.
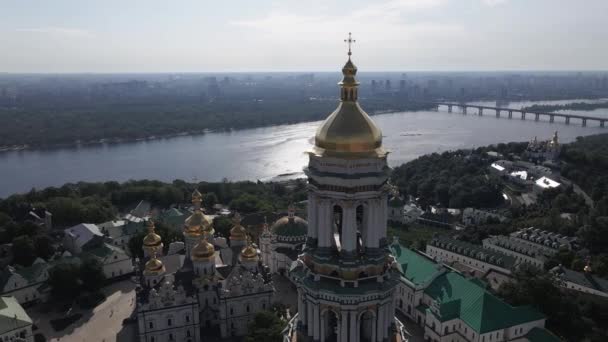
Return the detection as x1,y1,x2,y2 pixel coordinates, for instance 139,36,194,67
426,102,606,128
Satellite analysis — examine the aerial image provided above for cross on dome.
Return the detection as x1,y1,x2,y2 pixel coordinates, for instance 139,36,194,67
344,32,355,57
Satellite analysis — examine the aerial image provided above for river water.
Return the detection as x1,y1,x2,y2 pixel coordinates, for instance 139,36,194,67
0,99,606,198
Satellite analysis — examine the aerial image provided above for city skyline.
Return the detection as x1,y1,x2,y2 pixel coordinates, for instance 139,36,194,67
1,0,608,73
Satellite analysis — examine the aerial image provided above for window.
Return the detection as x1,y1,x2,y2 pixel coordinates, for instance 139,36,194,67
186,331,191,337
186,315,190,323
167,318,172,326
150,337,155,342
169,334,173,341
230,308,234,315
246,304,250,313
149,322,154,329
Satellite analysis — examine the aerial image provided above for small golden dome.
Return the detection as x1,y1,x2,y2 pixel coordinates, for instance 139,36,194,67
240,236,258,260
314,53,384,156
143,220,162,247
192,237,215,261
184,209,211,236
229,213,247,241
143,255,165,276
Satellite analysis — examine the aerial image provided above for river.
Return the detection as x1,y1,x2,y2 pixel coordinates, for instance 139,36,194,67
0,99,606,198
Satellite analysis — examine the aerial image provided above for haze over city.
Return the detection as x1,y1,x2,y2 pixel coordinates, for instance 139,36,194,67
2,0,608,72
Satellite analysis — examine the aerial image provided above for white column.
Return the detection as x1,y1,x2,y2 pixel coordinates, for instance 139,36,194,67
340,311,349,342
307,300,314,336
342,203,357,252
308,193,318,239
376,304,384,342
313,304,320,341
371,316,377,342
320,312,325,342
318,200,331,248
349,311,357,342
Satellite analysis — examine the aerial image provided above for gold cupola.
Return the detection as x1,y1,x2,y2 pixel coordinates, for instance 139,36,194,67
192,189,203,209
229,212,247,241
191,236,215,261
314,32,384,157
143,252,165,276
143,219,163,254
184,208,211,237
240,235,258,260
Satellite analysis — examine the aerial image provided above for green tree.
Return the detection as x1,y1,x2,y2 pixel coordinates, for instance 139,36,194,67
245,311,284,342
213,216,233,238
80,258,106,292
203,192,218,209
34,235,55,260
11,235,36,266
48,263,81,300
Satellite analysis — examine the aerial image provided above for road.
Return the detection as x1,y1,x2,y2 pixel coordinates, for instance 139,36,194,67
29,279,137,342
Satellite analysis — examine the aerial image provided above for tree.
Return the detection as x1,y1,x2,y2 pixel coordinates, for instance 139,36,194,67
245,311,284,342
203,192,218,209
48,263,81,300
11,235,36,266
213,216,233,238
34,235,55,260
80,258,106,292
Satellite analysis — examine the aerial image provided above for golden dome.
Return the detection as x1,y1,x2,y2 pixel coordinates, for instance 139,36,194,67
240,236,258,260
192,237,215,261
143,220,162,247
314,49,384,156
184,209,211,236
143,255,165,276
229,213,247,241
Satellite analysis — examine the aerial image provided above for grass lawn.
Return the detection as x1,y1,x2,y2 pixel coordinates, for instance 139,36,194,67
388,223,450,248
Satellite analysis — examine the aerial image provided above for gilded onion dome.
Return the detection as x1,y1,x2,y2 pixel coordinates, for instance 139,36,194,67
229,213,247,241
314,33,384,157
143,219,162,249
184,208,211,237
240,236,258,260
192,189,203,208
191,236,215,261
143,253,165,276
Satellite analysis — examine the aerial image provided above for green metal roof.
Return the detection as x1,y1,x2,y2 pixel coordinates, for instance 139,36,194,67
525,327,562,342
271,216,307,238
0,296,32,334
424,272,545,333
390,243,443,286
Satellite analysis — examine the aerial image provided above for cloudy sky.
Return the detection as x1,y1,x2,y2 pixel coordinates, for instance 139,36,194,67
1,0,607,72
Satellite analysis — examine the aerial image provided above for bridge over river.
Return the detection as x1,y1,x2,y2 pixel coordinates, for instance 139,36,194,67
426,102,606,128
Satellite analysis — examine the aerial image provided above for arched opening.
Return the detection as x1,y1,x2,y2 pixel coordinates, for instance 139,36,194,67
323,310,339,342
360,311,374,342
333,205,343,250
356,204,365,251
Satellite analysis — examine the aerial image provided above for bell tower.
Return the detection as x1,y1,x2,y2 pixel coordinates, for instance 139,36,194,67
289,33,400,342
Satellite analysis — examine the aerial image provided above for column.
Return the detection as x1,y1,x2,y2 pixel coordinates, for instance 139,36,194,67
342,203,357,252
340,311,349,342
313,305,320,341
550,115,555,123
298,294,304,325
349,311,357,342
495,109,500,118
320,312,325,342
308,193,318,239
376,304,384,342
371,316,377,342
535,113,540,121
307,301,314,337
318,200,331,248
582,118,587,127
566,117,570,125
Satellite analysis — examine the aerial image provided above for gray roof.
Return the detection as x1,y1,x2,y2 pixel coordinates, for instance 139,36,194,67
429,236,516,269
0,296,32,334
65,223,103,249
553,266,608,293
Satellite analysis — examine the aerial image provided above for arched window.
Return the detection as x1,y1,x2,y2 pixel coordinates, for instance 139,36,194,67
333,205,343,250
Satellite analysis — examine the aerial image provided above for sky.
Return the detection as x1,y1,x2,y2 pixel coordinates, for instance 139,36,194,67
1,0,607,73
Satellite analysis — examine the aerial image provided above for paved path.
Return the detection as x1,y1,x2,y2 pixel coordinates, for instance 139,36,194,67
29,280,137,342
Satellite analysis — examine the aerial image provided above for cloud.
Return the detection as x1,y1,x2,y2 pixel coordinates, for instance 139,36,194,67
481,0,509,6
15,27,92,37
231,0,461,42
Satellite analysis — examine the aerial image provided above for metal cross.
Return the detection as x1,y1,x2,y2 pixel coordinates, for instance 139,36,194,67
344,32,355,56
